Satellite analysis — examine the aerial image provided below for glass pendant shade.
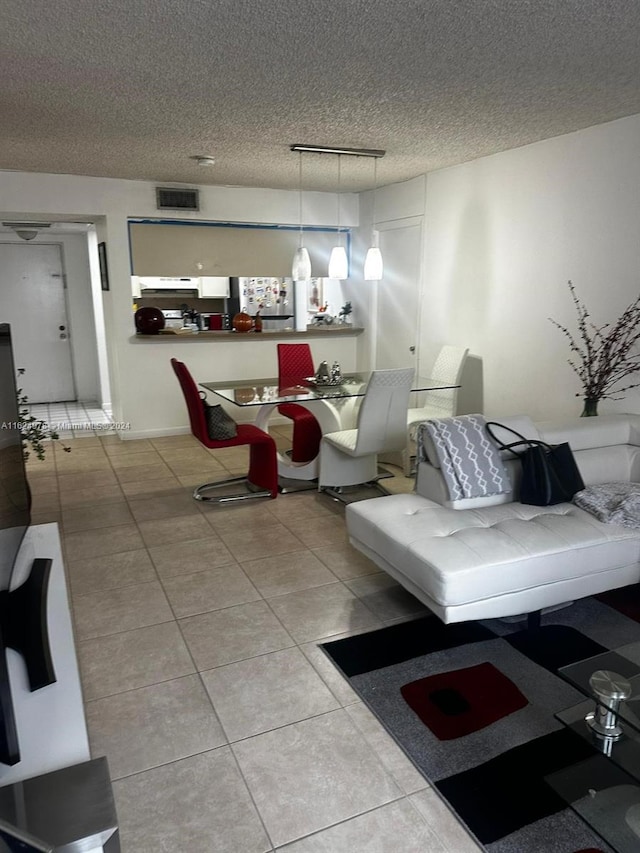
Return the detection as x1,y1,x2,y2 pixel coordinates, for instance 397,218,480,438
292,246,311,280
364,159,383,280
329,245,348,280
328,154,348,280
364,246,383,280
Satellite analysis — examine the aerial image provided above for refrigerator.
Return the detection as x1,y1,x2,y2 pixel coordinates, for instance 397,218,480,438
227,278,296,329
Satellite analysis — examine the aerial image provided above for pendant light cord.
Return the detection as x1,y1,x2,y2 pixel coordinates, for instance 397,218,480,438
298,151,304,248
372,157,378,245
337,153,342,246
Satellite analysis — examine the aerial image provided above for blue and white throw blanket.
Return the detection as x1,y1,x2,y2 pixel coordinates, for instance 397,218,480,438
417,415,512,500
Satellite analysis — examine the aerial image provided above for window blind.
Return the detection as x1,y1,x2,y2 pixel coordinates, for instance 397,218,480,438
129,222,346,277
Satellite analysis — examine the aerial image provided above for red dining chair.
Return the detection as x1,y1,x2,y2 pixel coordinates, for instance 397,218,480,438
171,358,278,502
277,343,322,463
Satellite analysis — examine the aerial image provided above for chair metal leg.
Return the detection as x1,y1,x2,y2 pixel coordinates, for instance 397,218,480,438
320,483,393,504
193,476,273,504
319,470,394,504
278,475,318,494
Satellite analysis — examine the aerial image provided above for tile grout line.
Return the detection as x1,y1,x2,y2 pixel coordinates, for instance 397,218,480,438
118,466,282,852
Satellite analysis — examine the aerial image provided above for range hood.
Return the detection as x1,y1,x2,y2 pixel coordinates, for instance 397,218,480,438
136,276,200,295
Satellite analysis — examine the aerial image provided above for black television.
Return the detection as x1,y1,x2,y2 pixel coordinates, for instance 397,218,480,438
0,324,56,768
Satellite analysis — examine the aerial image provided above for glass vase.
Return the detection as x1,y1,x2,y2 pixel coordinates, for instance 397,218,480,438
580,397,599,417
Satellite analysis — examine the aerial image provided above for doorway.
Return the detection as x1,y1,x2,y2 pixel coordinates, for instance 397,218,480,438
0,243,76,403
375,218,423,370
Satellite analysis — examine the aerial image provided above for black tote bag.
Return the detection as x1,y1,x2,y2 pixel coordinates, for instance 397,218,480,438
199,391,238,441
485,422,585,506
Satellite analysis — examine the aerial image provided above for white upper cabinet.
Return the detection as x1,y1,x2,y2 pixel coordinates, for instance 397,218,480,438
199,276,230,297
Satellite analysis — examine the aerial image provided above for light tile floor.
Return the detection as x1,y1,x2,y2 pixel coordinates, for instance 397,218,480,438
26,400,115,439
26,427,482,853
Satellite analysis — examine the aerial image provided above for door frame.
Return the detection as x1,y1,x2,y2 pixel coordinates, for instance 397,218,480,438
371,215,424,371
0,240,78,403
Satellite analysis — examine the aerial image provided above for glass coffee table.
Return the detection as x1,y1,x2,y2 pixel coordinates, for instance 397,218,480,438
546,642,640,852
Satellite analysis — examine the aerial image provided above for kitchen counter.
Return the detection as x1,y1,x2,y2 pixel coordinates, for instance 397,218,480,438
130,326,364,342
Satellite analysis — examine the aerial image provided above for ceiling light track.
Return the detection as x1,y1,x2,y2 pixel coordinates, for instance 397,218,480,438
290,144,385,158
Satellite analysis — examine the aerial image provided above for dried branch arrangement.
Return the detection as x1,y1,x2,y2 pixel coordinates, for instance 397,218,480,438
549,281,640,406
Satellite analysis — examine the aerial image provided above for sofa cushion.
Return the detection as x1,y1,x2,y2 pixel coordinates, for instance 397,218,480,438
420,414,540,469
485,415,541,460
347,494,640,609
416,413,640,506
536,415,640,486
415,415,541,510
537,414,636,451
571,445,640,487
415,461,518,510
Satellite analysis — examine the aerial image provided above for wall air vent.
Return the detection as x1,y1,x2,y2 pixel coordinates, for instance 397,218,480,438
155,187,200,211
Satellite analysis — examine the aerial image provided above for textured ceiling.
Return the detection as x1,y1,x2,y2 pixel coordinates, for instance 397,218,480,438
1,0,640,192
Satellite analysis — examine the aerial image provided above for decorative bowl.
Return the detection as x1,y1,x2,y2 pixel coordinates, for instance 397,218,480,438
135,306,165,334
232,311,253,332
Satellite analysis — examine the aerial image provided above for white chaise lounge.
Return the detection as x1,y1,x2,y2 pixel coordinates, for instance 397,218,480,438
346,414,640,624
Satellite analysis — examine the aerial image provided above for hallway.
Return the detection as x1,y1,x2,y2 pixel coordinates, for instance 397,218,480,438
27,401,114,439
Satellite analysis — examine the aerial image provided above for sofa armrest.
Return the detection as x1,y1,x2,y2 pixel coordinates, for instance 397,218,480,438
414,461,450,504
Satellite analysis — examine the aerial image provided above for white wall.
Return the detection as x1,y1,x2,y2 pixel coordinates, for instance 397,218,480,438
419,114,640,420
0,173,358,433
0,232,100,402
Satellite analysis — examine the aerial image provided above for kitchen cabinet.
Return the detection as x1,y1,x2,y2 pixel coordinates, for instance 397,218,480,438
199,276,230,298
132,275,229,298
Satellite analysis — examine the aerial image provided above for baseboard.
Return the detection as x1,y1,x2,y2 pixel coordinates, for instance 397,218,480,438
121,414,292,441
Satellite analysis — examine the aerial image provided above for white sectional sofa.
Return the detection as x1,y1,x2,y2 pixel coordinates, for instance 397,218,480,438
346,414,640,624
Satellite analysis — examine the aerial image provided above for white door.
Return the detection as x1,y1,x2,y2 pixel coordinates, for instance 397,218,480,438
375,219,422,369
0,244,75,402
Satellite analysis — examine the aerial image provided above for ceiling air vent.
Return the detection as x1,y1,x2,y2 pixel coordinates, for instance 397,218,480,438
156,187,199,211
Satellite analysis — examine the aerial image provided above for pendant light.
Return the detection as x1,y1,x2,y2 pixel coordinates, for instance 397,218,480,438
364,157,383,280
291,151,311,280
290,144,386,281
328,154,348,280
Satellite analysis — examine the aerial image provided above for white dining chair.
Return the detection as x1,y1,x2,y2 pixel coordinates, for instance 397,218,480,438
318,367,414,498
403,344,469,475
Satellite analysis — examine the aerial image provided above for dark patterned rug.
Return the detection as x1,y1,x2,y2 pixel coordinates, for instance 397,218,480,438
321,589,640,853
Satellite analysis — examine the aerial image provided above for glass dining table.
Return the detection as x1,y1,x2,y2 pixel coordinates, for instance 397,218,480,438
200,372,459,483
